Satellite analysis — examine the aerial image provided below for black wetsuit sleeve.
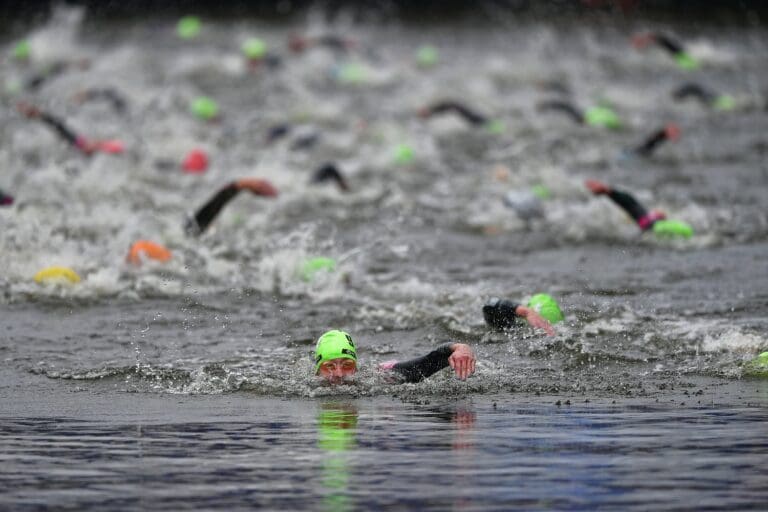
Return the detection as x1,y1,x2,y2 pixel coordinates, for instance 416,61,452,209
191,183,240,235
607,189,648,224
536,100,585,124
392,343,454,383
672,83,714,104
39,112,79,146
654,34,684,56
483,299,521,329
633,129,667,157
429,102,488,125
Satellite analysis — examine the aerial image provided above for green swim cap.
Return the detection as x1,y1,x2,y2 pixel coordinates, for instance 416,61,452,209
485,119,506,135
337,63,366,84
415,45,438,67
190,96,218,120
743,351,768,378
527,293,564,324
242,38,267,60
13,40,31,60
675,52,699,70
177,16,201,40
652,219,694,239
393,144,415,164
585,106,621,129
713,94,736,111
315,330,357,373
531,184,551,200
301,257,336,282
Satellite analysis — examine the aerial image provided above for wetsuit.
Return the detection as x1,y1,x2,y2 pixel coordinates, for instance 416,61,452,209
482,298,521,330
605,188,663,230
633,128,671,157
424,101,488,126
379,344,456,383
185,183,239,236
536,100,584,124
0,189,13,206
653,33,685,56
311,163,349,191
38,112,82,148
673,83,716,105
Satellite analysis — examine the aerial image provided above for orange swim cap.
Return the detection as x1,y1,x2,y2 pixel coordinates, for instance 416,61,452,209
126,240,172,265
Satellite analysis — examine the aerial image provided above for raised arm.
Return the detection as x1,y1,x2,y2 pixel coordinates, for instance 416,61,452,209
185,178,278,236
483,297,555,335
384,343,476,383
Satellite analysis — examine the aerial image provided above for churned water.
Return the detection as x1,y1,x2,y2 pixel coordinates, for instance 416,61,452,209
1,4,767,510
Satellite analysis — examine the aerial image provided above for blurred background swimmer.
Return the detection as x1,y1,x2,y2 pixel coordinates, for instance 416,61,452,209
585,179,693,238
16,102,124,155
185,178,278,236
482,295,560,336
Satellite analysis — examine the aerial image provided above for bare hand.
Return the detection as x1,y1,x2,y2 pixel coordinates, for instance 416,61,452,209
518,306,556,336
16,102,40,118
236,178,278,197
585,179,610,195
448,343,476,380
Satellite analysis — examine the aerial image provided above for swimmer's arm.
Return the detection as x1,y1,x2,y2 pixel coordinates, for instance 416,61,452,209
390,343,475,383
654,34,684,56
606,189,649,225
536,100,585,124
587,180,648,225
38,112,81,147
513,306,556,336
188,183,240,235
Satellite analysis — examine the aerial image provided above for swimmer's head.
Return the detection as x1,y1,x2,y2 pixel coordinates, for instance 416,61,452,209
527,294,564,324
242,38,267,60
315,330,357,383
652,219,694,239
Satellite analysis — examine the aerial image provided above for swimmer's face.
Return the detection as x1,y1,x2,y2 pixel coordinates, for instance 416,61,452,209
317,358,357,384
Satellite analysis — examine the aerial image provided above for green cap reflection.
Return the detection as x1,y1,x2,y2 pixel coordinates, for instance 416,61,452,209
317,403,358,512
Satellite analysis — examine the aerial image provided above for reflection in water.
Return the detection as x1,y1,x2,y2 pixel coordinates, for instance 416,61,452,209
317,402,359,512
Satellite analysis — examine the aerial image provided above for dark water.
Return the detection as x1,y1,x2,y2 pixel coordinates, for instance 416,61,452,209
1,4,768,510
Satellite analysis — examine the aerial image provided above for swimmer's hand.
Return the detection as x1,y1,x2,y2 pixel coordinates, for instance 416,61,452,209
515,305,556,336
585,179,611,195
448,343,476,380
16,102,41,118
235,178,279,197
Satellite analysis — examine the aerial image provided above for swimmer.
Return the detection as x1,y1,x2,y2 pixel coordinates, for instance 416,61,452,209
16,102,124,155
672,83,737,111
314,330,476,385
288,34,356,54
482,297,558,335
586,179,694,238
0,189,13,206
310,163,349,192
184,178,278,236
72,87,128,114
628,123,680,157
631,31,698,69
537,100,621,129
